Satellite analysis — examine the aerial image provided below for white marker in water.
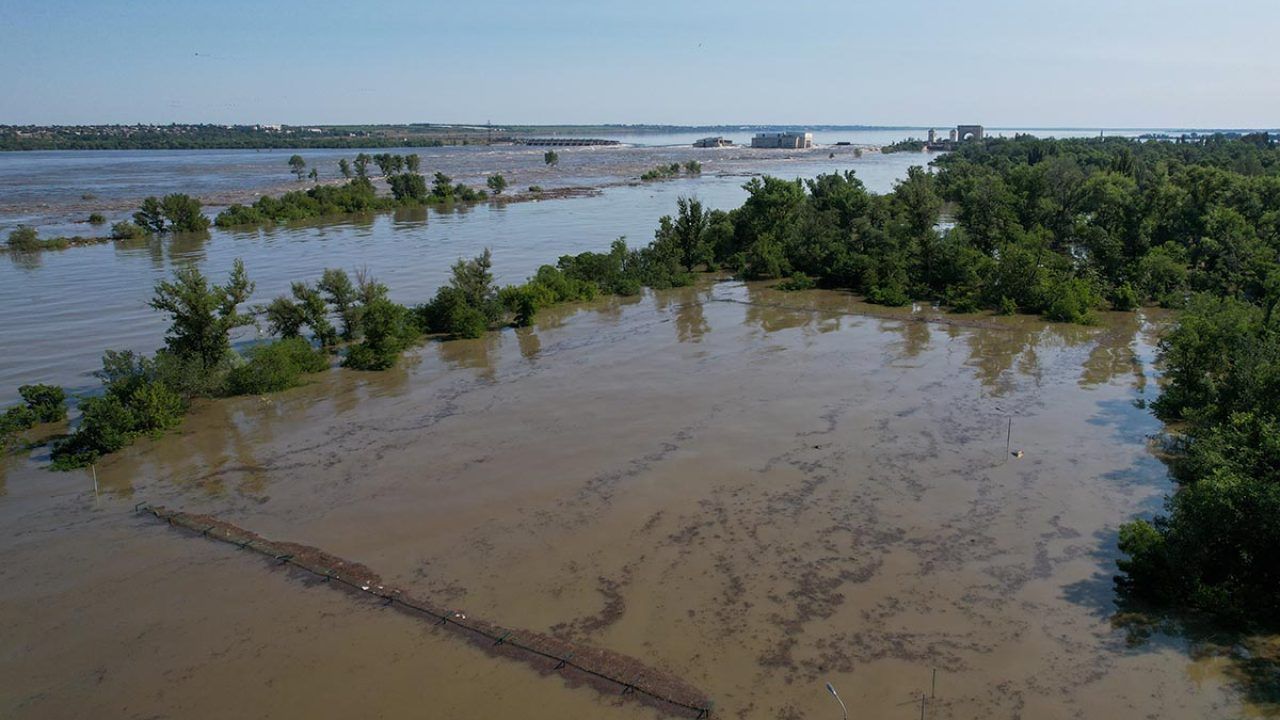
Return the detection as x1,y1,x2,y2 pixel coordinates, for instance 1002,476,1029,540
826,682,848,720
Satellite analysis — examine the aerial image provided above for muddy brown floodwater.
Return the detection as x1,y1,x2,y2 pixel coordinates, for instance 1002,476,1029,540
0,281,1274,719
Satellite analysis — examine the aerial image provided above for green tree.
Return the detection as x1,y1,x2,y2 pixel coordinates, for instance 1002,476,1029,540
160,194,210,232
18,384,67,422
388,173,428,202
134,196,166,233
343,298,417,370
487,174,508,195
655,196,711,272
288,154,307,180
264,295,307,338
406,154,421,173
318,268,360,340
148,259,255,371
339,158,352,179
431,172,455,201
544,150,559,167
6,226,40,251
450,248,498,320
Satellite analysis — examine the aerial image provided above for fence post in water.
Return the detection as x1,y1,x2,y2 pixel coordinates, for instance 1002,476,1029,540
1005,417,1012,461
931,667,936,698
920,694,926,720
91,464,98,496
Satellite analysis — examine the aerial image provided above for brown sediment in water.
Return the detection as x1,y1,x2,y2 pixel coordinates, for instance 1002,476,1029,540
136,503,712,717
2,281,1276,720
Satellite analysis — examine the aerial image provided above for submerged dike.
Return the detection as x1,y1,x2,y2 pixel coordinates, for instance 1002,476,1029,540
135,503,713,718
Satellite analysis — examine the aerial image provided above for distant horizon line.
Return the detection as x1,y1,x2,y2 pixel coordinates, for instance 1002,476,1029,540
4,122,1278,133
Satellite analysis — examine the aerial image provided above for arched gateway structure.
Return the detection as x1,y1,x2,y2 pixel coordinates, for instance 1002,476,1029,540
957,124,985,141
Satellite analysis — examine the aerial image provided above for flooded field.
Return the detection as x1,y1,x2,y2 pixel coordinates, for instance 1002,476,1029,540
1,282,1272,719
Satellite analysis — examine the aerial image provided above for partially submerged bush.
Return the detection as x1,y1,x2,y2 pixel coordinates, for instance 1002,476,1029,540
7,226,41,251
226,338,329,395
1042,276,1101,324
0,384,68,446
51,352,186,469
415,250,500,338
776,273,816,292
134,194,210,233
110,221,148,240
868,283,911,307
1,404,37,442
214,178,388,228
19,384,67,423
343,299,418,370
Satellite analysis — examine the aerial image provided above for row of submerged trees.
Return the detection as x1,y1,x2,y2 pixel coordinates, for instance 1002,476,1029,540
215,152,496,228
10,212,705,467
4,178,731,465
4,193,202,252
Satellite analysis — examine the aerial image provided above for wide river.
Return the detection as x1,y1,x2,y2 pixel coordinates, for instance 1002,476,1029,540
3,129,1274,719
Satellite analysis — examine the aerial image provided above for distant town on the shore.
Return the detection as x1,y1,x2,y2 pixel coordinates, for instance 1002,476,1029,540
4,122,1273,151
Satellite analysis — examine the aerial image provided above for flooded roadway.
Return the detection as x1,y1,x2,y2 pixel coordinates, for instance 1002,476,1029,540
1,281,1272,719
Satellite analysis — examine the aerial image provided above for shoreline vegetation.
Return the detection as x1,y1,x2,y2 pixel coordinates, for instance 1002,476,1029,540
4,133,1280,630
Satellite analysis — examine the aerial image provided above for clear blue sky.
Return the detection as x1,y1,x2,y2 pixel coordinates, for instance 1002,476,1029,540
2,0,1277,128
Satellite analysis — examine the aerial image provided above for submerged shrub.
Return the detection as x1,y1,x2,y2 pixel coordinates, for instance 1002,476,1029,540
6,226,41,251
225,338,328,395
343,299,418,370
110,221,148,240
18,384,67,423
1,405,37,444
1110,282,1141,311
868,283,911,307
388,173,428,202
1042,276,1100,324
776,273,816,292
0,384,67,445
446,302,488,340
50,352,188,469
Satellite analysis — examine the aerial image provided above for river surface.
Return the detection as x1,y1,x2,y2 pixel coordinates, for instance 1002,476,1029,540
1,283,1273,719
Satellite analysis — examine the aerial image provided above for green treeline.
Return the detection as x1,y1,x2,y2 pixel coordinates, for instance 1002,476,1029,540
640,160,702,181
890,133,1278,623
215,153,488,228
1117,294,1280,622
0,125,453,151
700,133,1279,325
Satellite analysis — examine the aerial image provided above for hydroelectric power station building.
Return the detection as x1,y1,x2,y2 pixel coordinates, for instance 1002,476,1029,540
750,132,813,149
